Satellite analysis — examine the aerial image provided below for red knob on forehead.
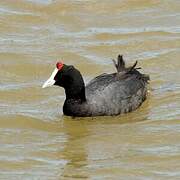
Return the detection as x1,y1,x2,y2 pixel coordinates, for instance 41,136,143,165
56,62,64,70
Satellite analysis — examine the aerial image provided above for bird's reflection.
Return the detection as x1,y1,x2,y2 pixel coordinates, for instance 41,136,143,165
57,98,150,179
60,117,90,179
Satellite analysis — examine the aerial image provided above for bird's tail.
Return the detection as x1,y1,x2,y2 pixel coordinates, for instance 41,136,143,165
112,54,150,81
112,55,139,73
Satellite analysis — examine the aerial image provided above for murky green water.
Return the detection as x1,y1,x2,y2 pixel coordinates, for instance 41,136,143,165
0,0,180,179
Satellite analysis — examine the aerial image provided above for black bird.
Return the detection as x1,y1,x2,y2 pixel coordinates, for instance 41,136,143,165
42,55,150,117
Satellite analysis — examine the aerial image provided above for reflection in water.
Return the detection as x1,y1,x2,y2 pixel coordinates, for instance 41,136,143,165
61,117,90,179
59,103,149,179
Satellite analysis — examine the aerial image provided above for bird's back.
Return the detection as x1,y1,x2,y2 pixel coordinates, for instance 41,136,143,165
85,69,149,116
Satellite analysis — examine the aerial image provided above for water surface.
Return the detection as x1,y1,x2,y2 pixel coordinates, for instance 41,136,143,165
0,0,180,179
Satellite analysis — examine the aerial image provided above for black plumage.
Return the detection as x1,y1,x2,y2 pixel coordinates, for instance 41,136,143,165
51,55,149,117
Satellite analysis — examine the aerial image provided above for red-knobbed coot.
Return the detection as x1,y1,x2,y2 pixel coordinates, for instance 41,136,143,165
42,55,150,117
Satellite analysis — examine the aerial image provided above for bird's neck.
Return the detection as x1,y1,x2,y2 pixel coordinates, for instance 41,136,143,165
64,68,86,102
65,85,86,102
